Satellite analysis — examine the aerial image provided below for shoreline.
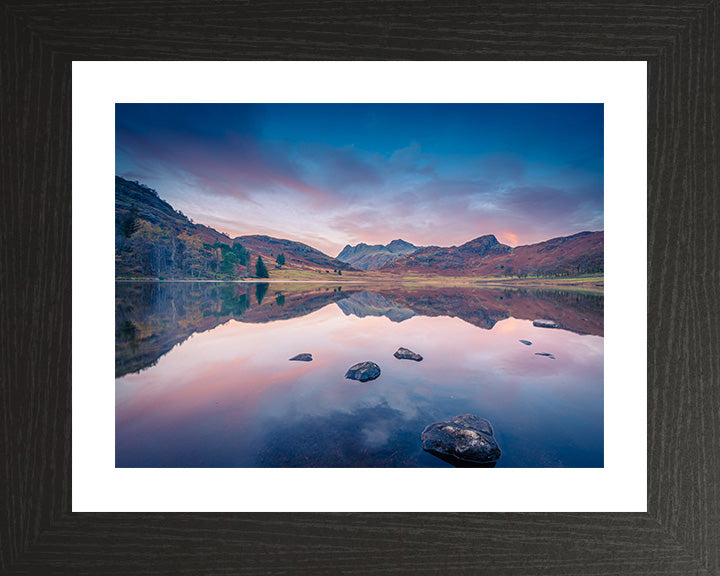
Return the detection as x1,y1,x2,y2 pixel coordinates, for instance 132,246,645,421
115,276,604,294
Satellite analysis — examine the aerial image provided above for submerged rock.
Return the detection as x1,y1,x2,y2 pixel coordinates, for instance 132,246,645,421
519,339,533,346
393,347,423,361
535,352,556,359
533,319,558,328
289,353,313,362
421,414,501,464
345,361,381,382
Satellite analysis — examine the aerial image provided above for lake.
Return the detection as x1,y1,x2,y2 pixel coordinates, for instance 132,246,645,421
115,281,604,468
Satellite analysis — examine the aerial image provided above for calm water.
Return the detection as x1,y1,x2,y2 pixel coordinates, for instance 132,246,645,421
116,282,604,468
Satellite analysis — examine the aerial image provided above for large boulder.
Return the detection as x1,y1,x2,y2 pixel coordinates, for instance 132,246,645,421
289,353,312,362
393,347,423,361
345,361,381,382
422,414,501,464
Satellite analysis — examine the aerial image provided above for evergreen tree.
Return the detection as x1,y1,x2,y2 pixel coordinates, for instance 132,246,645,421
118,205,140,238
276,252,286,267
255,255,269,278
232,242,249,266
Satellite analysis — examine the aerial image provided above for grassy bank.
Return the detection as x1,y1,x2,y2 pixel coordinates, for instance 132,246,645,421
117,271,604,294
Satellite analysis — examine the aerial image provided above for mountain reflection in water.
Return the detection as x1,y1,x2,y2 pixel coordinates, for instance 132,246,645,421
116,282,603,468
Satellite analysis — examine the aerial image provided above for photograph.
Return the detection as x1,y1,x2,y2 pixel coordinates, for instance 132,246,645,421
115,103,605,468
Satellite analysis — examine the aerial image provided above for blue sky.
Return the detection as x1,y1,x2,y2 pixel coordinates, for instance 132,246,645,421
116,103,603,255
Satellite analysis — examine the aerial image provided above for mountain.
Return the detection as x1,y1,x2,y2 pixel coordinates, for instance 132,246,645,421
115,176,353,279
379,231,603,277
337,238,418,270
379,234,511,274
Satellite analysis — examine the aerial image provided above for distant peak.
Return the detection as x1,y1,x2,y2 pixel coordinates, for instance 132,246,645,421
464,234,499,245
388,238,412,247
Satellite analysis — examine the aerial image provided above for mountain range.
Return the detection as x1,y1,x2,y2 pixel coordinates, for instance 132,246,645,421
115,176,603,279
337,239,418,270
378,230,603,277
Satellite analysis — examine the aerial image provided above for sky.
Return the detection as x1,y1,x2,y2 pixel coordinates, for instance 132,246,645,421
116,103,603,256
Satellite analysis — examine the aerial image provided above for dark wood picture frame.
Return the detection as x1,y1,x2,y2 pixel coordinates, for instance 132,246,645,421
2,2,718,574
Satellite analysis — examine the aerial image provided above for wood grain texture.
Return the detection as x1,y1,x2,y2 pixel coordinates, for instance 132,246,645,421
1,1,718,574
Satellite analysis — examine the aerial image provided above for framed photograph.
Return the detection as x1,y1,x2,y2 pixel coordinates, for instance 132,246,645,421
74,62,644,514
3,2,718,574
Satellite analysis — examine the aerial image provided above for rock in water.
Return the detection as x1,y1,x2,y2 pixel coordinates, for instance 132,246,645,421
422,414,501,464
393,347,423,361
345,361,381,382
533,319,558,328
535,352,556,359
289,353,313,362
519,340,532,346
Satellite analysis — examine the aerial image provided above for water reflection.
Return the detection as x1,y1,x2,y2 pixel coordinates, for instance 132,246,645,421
116,282,603,378
115,282,604,468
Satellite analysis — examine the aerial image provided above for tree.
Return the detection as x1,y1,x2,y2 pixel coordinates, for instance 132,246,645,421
255,255,269,278
276,252,286,267
232,242,249,266
118,205,140,238
220,250,239,277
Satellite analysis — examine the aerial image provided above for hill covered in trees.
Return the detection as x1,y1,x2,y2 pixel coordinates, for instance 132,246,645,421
115,177,252,279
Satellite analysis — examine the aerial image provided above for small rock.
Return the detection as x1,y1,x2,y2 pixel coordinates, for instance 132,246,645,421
393,347,423,361
289,353,312,362
535,352,556,359
519,339,532,346
533,319,558,328
345,361,381,382
422,414,501,464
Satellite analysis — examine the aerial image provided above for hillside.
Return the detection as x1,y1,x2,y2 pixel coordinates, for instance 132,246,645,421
337,239,418,270
380,231,603,277
237,235,355,273
115,176,231,244
115,176,353,279
379,234,511,275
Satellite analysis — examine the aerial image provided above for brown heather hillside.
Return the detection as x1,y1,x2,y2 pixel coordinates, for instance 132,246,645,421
234,235,356,273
